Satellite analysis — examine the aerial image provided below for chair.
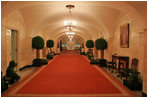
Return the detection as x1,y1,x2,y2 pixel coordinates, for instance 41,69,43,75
106,61,116,71
106,55,117,71
127,58,139,77
119,58,139,80
118,61,126,79
131,58,139,71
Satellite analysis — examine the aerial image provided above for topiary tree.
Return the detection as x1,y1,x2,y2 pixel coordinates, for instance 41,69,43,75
46,39,54,53
86,40,94,60
32,36,45,59
95,38,107,59
86,40,94,48
86,40,94,55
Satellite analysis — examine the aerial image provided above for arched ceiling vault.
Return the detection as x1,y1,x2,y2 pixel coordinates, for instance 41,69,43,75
46,28,91,40
39,24,97,40
33,13,104,39
57,34,84,44
2,1,146,43
54,32,88,42
25,5,119,37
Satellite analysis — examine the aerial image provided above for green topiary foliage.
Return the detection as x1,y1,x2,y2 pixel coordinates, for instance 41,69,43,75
1,72,8,93
41,59,48,65
90,59,99,64
32,59,48,67
126,70,142,90
47,40,54,48
6,60,20,84
47,39,54,53
95,38,107,50
32,36,44,49
32,59,42,67
19,65,33,71
46,54,53,59
99,59,107,67
86,40,94,48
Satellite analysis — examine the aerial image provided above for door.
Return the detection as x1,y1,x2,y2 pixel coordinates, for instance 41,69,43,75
11,30,18,63
6,29,18,67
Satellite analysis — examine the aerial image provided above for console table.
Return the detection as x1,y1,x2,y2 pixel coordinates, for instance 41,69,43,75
112,55,129,71
112,55,130,80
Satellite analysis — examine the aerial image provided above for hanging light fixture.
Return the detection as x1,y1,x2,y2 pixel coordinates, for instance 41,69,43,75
64,5,76,41
64,5,77,30
66,28,75,41
66,31,75,35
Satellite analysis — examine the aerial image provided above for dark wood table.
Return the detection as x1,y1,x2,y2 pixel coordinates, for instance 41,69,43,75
112,55,129,80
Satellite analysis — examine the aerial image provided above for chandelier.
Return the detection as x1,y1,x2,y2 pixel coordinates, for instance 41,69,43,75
64,5,76,41
66,30,75,41
64,5,76,30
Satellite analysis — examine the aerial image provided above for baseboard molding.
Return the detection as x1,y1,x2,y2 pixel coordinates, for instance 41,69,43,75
142,92,147,97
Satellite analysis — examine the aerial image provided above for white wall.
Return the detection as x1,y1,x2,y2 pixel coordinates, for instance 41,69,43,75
112,13,145,73
103,12,147,93
1,11,36,75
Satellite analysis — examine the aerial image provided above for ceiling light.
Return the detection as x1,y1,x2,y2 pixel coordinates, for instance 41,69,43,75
64,5,76,30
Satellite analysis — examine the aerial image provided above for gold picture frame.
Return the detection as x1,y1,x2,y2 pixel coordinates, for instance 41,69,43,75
120,23,129,48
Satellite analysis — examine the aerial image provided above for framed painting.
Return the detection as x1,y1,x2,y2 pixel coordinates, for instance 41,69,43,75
120,23,129,48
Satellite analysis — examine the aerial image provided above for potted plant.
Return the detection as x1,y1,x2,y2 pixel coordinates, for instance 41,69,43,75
98,59,107,67
6,60,20,84
86,40,94,53
32,36,44,59
124,70,142,90
86,40,94,59
95,38,107,59
47,39,54,53
90,59,99,64
46,53,53,59
1,72,8,93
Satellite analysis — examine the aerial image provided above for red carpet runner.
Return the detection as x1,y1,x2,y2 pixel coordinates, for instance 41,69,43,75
2,55,136,97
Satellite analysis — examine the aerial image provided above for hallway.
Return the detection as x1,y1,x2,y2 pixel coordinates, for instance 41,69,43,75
2,54,135,97
1,1,147,97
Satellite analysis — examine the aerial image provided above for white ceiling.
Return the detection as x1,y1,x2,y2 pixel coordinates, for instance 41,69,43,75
2,1,147,42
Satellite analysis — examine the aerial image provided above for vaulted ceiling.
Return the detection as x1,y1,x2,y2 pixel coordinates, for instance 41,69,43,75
2,1,147,42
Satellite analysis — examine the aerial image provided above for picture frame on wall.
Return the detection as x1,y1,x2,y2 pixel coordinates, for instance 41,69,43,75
120,23,129,48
